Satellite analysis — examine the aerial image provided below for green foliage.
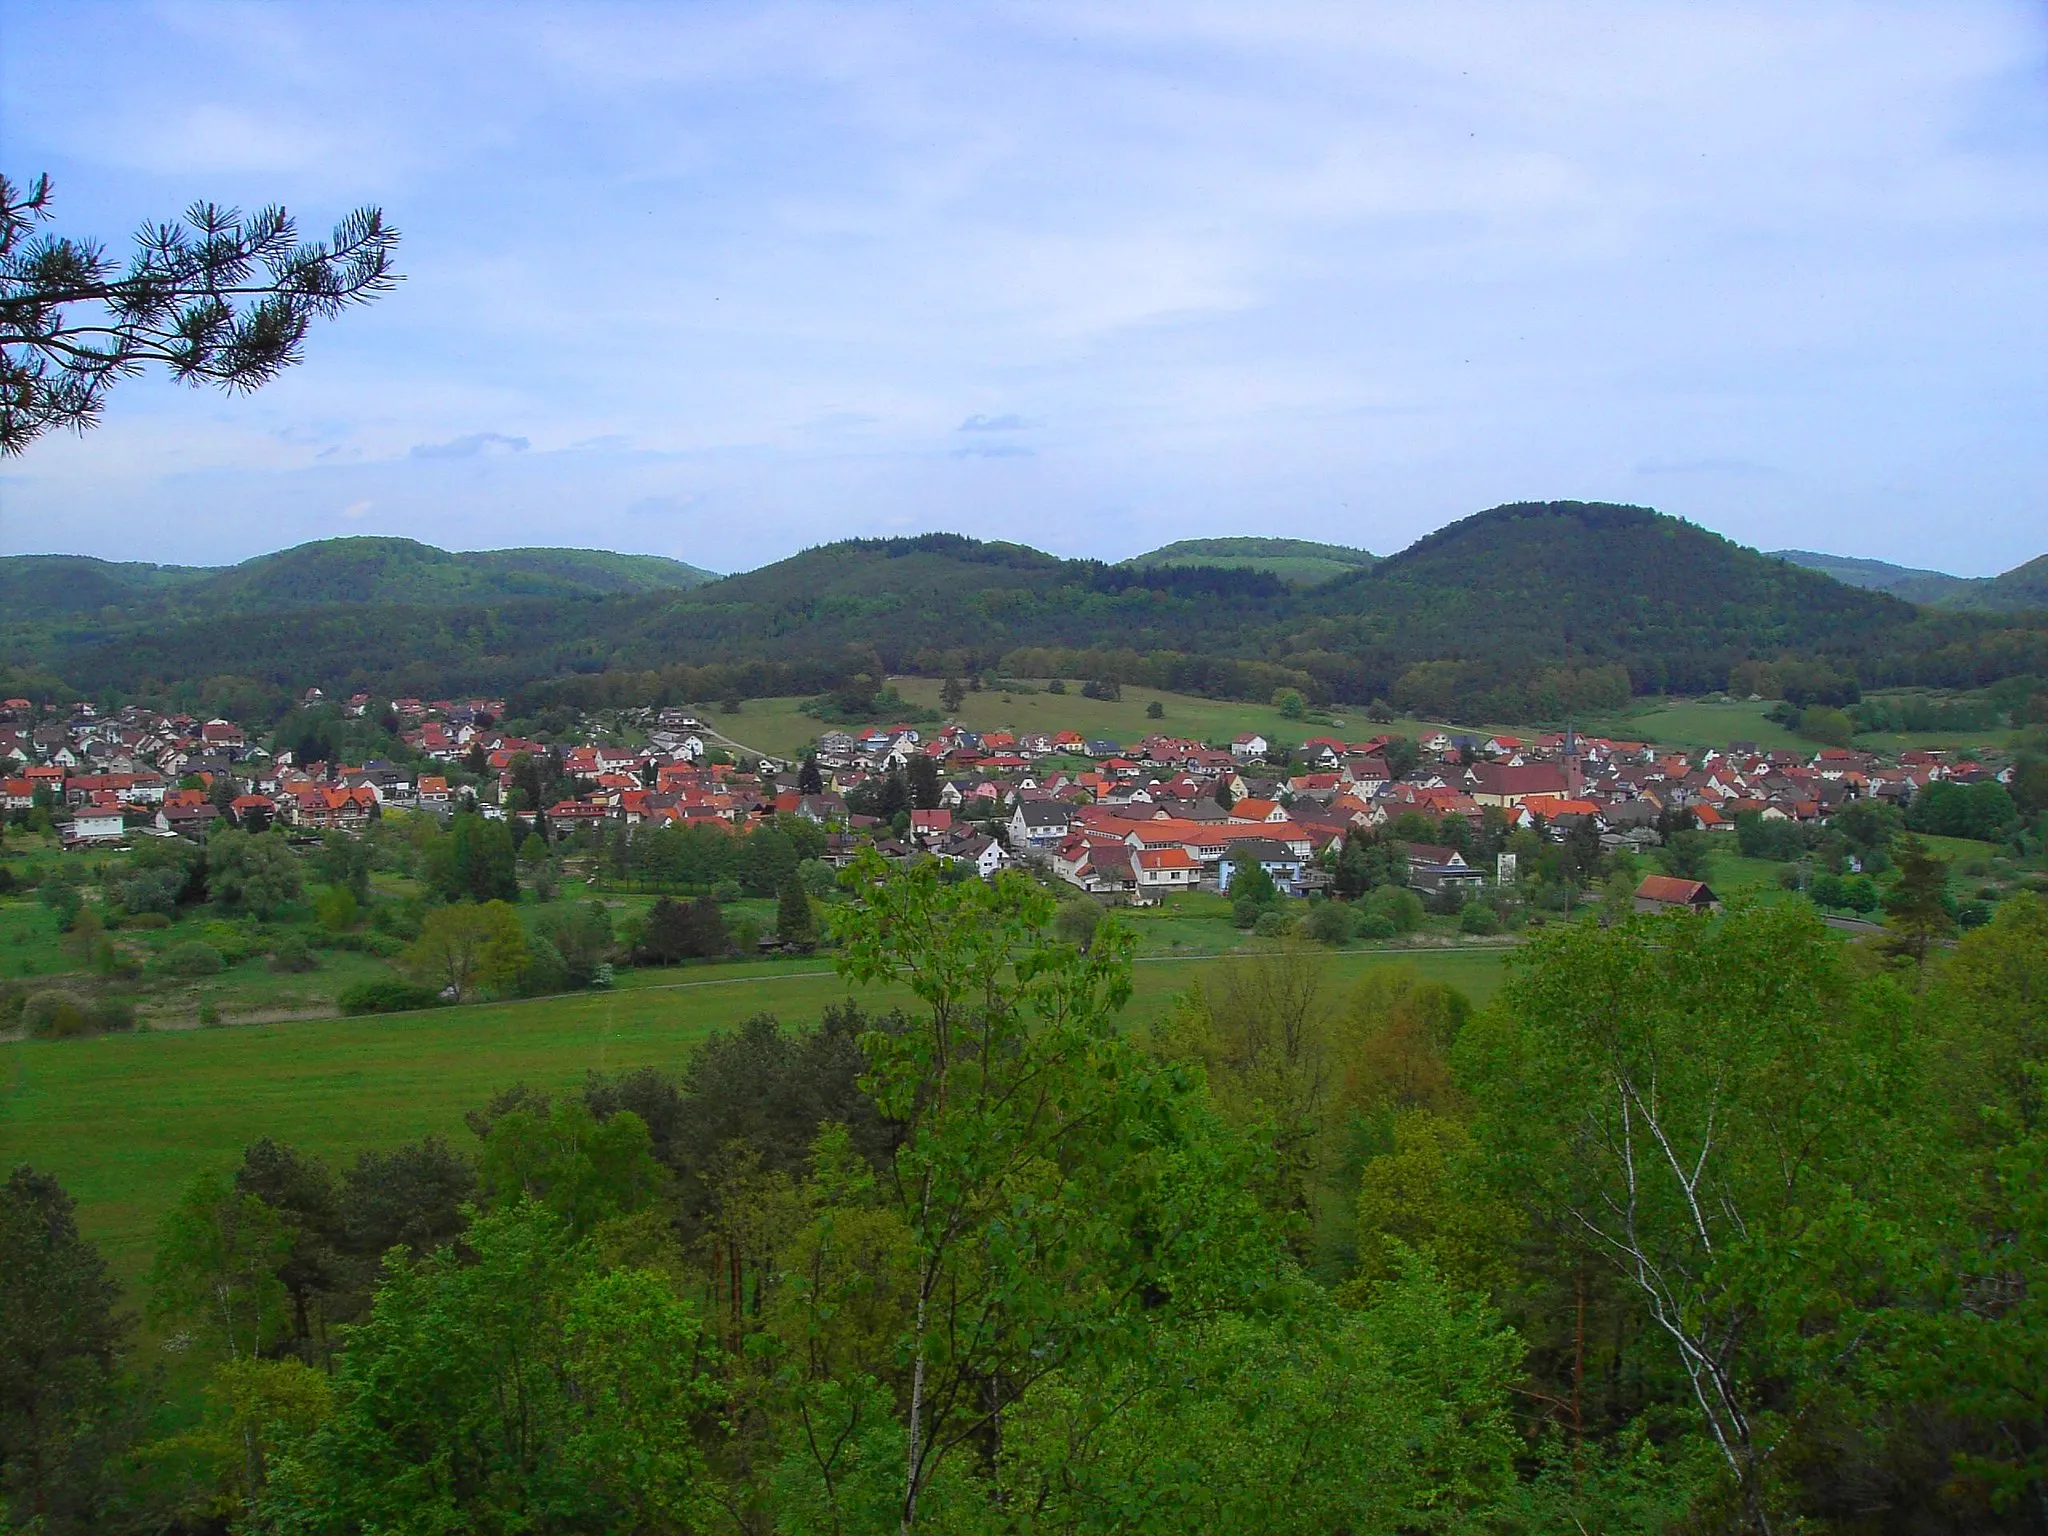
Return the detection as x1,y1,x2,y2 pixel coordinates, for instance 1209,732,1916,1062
206,826,303,918
0,1167,129,1532
311,883,358,932
1007,1259,1518,1534
257,1204,721,1532
399,900,527,1002
476,1101,664,1238
148,1169,293,1361
1364,883,1425,935
1459,900,1500,935
1796,703,1855,746
1302,897,1354,945
1460,903,1920,1524
20,988,88,1037
775,874,817,949
426,812,519,904
152,940,226,977
23,506,2045,715
1657,828,1712,880
1907,778,2018,841
335,978,442,1016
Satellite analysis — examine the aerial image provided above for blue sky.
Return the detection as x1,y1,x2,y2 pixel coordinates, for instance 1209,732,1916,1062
3,2,2044,575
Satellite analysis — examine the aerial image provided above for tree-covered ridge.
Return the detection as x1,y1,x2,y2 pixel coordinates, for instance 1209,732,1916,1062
0,536,715,626
1776,547,2048,614
8,506,2047,721
1126,535,1380,585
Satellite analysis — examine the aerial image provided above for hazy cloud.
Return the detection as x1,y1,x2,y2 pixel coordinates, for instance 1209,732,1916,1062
410,432,531,460
951,443,1036,459
4,3,2045,575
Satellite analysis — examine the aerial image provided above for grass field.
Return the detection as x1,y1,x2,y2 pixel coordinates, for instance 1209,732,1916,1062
1586,698,1806,752
1593,695,2021,758
0,945,1506,1292
700,682,1505,763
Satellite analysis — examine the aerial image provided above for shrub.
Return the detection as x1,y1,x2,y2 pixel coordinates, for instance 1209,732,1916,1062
337,978,444,1016
1301,900,1352,945
1354,913,1398,940
1054,899,1104,949
1459,901,1501,936
314,885,361,932
1364,885,1424,935
1231,897,1262,929
22,990,89,1038
269,933,319,973
153,942,225,977
1252,910,1288,938
117,911,173,930
86,996,137,1033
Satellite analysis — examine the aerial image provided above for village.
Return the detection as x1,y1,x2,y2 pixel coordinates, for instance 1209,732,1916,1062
0,685,2016,918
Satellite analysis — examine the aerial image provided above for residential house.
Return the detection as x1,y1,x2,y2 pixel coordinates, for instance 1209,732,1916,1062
1132,846,1200,898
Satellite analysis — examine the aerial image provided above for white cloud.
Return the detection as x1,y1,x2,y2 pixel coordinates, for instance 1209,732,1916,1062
1,1,2043,574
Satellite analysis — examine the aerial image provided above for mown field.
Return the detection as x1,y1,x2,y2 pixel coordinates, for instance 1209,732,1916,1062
0,945,1507,1293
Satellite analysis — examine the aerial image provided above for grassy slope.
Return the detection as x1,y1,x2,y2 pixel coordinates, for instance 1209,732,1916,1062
701,680,1508,762
0,947,1504,1288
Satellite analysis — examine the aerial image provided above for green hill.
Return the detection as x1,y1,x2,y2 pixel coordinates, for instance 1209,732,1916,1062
1126,536,1378,586
1773,548,2048,613
7,510,2043,723
0,538,715,626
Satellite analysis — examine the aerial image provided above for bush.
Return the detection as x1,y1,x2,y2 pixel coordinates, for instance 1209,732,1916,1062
1354,912,1398,941
85,995,137,1033
1301,900,1352,945
1054,899,1104,949
1231,897,1262,929
1252,910,1289,938
269,933,319,973
337,978,444,1016
1459,901,1501,936
114,911,172,930
153,942,226,977
1364,885,1424,935
21,990,88,1038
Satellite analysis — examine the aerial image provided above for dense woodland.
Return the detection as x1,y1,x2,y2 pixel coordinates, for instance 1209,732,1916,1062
7,506,2046,724
6,856,2047,1534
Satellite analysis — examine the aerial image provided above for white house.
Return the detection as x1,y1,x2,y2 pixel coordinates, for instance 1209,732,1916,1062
1132,846,1200,895
65,808,126,845
1230,733,1270,761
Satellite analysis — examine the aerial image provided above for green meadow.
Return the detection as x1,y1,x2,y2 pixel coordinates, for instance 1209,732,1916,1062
0,945,1506,1292
698,681,1507,762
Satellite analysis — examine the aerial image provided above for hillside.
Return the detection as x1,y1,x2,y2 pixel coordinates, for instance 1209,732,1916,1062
0,537,714,626
8,509,2044,721
1126,536,1378,585
1774,547,2048,613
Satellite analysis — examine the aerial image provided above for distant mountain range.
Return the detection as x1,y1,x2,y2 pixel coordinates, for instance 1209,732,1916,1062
0,537,714,624
1772,549,2048,613
1126,537,1379,586
2,510,2041,720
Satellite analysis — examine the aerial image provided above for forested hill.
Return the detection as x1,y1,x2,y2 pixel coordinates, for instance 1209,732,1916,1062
7,507,2044,720
1775,547,2048,613
0,537,714,624
1126,536,1379,585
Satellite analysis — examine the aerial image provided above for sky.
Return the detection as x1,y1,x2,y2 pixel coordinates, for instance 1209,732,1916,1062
2,1,2045,577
